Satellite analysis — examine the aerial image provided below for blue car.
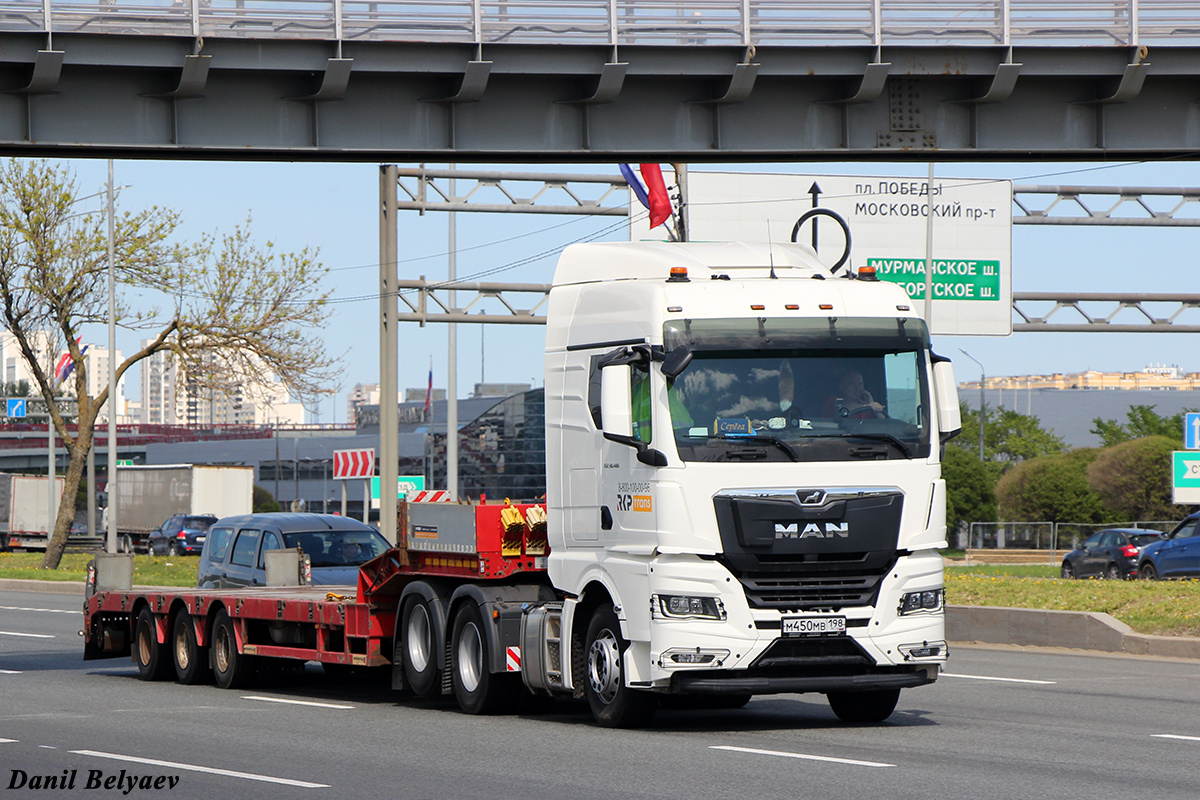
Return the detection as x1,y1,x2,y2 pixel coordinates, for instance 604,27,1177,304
1138,513,1200,580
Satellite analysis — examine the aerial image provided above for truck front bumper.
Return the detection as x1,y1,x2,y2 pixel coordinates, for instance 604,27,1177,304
673,666,937,696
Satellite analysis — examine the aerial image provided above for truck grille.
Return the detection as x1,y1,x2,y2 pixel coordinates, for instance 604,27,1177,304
723,553,896,610
711,488,903,610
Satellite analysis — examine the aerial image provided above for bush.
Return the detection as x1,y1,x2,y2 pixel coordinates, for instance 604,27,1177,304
1087,435,1187,520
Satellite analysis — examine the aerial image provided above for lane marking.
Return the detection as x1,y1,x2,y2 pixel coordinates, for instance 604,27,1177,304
38,745,57,750
710,745,895,768
1153,734,1200,742
942,673,1056,685
0,631,54,639
0,606,76,615
69,750,329,789
243,696,355,710
0,669,22,674
0,739,17,744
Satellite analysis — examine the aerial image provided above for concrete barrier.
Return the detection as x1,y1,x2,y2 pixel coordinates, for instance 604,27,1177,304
947,604,1200,659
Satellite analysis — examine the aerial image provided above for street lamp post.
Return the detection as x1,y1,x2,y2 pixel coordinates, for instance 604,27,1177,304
959,349,985,460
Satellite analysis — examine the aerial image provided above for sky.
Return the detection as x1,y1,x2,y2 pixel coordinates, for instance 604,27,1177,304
53,156,1200,424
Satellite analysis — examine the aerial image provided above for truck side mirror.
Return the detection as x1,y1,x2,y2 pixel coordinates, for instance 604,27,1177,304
600,364,633,438
932,360,962,443
599,362,668,467
661,345,693,379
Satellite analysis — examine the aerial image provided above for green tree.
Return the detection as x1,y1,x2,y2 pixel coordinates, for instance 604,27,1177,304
1086,435,1186,520
995,448,1119,524
1091,404,1192,447
942,444,997,533
0,159,337,569
952,403,1066,471
253,484,282,513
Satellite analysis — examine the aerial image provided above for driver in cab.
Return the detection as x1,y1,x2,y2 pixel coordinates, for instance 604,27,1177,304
832,370,885,419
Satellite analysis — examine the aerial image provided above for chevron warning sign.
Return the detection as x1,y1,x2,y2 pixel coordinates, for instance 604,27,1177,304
334,448,375,480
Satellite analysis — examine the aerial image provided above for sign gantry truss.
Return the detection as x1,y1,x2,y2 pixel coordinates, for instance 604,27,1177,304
386,170,1200,332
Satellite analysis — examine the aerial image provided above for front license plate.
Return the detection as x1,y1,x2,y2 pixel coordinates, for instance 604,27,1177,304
782,616,846,637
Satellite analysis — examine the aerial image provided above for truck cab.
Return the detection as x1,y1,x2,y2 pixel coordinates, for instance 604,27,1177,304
542,241,960,725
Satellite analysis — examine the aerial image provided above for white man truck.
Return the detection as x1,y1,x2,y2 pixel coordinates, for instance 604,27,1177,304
83,240,960,728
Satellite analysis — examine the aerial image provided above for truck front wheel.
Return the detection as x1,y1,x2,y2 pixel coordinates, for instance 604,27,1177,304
450,602,520,715
212,609,256,690
827,688,901,723
133,607,172,681
401,598,441,698
172,610,212,685
583,606,657,728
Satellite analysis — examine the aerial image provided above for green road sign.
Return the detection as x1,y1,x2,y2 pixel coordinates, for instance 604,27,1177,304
1172,451,1200,503
869,258,1002,302
370,475,426,500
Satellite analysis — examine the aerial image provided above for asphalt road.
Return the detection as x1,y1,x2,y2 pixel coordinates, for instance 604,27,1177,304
3,587,1200,799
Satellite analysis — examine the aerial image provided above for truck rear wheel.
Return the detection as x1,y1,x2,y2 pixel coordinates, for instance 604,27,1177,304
583,605,657,728
450,602,520,715
172,609,212,685
827,688,901,723
401,597,441,698
212,609,256,689
133,607,172,681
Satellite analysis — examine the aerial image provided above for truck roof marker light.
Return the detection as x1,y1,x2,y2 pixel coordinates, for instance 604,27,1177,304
897,305,911,311
819,303,834,311
667,267,689,282
785,304,799,311
857,265,879,281
750,304,765,311
667,306,683,313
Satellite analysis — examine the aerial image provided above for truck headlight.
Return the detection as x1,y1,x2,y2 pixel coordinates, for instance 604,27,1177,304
652,594,726,621
898,588,943,616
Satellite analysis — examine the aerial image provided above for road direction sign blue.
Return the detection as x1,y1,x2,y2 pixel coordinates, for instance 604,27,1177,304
1187,413,1200,450
7,398,25,418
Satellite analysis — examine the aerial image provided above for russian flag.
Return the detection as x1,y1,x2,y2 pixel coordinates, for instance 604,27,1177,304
621,163,673,229
54,338,86,383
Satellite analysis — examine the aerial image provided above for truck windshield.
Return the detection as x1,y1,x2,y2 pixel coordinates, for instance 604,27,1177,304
663,316,932,462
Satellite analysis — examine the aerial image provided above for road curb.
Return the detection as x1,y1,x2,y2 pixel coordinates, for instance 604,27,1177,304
947,604,1200,660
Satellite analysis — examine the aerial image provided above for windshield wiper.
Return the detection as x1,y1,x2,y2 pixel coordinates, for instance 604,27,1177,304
799,431,914,459
707,434,798,462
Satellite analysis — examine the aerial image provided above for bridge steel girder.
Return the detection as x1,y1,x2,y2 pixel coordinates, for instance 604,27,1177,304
3,35,1200,161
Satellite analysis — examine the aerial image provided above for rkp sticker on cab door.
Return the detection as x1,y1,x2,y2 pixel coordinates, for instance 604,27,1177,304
617,482,652,512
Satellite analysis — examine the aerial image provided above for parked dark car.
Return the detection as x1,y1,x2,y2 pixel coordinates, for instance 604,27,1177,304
1138,513,1200,580
197,513,390,589
149,514,219,556
1061,528,1163,580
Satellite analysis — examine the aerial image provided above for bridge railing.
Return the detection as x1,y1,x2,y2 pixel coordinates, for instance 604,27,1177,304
2,0,1197,46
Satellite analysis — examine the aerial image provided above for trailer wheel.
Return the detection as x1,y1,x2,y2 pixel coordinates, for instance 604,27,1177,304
583,605,657,728
212,609,256,690
119,535,133,555
133,607,172,681
172,609,212,685
401,598,441,698
827,688,901,724
450,603,520,715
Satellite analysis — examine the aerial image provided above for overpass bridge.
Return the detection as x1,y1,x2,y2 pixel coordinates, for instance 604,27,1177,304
2,1,1199,160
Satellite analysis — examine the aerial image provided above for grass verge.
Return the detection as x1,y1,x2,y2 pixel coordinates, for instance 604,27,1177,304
0,552,198,588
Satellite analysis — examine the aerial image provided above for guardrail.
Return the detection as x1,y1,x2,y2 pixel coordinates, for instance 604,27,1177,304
1,1,1196,47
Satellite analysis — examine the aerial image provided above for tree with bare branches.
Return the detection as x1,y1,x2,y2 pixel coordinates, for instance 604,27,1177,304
0,159,338,568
